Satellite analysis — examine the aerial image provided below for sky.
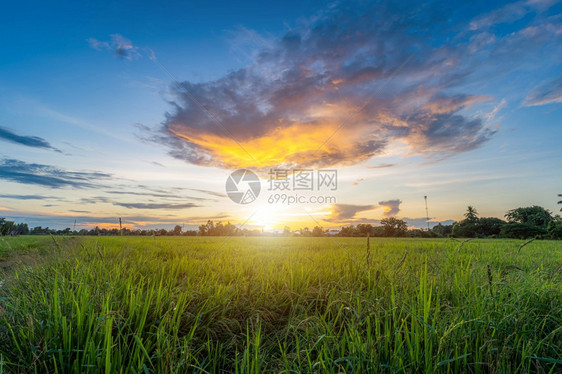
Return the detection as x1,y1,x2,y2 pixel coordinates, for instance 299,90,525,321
0,0,561,231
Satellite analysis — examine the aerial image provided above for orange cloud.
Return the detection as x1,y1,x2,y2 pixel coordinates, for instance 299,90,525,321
169,119,384,170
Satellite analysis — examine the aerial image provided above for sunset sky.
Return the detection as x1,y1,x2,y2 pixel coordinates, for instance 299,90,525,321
1,0,561,231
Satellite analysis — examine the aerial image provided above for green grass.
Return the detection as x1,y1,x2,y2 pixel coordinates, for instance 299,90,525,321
0,236,560,373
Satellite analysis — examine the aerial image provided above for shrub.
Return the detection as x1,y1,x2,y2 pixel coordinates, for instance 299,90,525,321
500,222,547,239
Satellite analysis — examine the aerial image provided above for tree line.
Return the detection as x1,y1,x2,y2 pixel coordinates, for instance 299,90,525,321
1,199,561,239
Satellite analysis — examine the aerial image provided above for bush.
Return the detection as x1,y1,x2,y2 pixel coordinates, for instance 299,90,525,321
452,220,480,237
547,221,562,239
500,223,547,239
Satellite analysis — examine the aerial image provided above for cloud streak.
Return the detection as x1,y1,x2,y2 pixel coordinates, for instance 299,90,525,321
523,76,562,106
112,202,200,210
0,159,112,189
0,126,61,152
0,194,54,200
88,34,141,60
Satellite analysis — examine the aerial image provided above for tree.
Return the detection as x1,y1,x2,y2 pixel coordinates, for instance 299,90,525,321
478,217,506,237
172,225,182,236
547,220,562,239
558,194,562,212
380,217,408,237
500,223,547,239
432,223,454,237
356,224,373,237
338,225,355,237
505,206,553,227
464,206,479,222
0,219,16,236
452,220,479,238
312,226,324,237
299,227,311,237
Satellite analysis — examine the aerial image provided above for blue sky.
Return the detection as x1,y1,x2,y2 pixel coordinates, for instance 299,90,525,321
0,0,561,231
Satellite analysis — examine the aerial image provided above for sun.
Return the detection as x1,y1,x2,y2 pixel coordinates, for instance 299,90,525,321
250,203,284,230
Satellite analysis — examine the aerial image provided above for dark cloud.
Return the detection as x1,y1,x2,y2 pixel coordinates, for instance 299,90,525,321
378,199,402,217
141,0,540,169
0,159,112,189
0,126,61,152
0,194,53,200
79,196,111,204
88,34,141,60
187,188,228,198
112,202,200,210
366,164,395,169
329,204,377,221
105,190,215,201
523,76,562,106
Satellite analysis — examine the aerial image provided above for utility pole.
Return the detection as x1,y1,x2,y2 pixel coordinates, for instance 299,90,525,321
424,196,430,231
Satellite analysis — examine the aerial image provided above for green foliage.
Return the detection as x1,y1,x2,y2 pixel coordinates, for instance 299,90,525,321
505,206,553,227
408,229,437,238
0,236,560,373
380,217,408,237
464,205,479,221
311,226,324,237
547,220,562,240
452,219,480,238
478,217,506,236
500,222,547,239
453,207,506,238
431,223,453,237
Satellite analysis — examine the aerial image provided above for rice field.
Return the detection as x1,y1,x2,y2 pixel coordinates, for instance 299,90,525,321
0,236,560,373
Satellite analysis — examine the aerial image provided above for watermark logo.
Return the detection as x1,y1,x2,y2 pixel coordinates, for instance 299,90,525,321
225,169,261,204
226,168,338,205
268,169,337,191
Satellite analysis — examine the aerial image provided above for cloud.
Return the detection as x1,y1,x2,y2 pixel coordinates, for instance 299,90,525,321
144,1,514,170
352,178,364,186
365,163,395,169
0,126,61,152
112,202,201,210
105,190,215,201
0,194,53,200
378,199,402,217
79,196,111,204
470,0,558,30
88,34,141,60
0,159,112,188
329,204,376,221
523,76,562,106
187,188,228,198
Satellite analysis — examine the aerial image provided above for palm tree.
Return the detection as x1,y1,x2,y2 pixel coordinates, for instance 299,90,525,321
558,194,562,212
464,206,479,221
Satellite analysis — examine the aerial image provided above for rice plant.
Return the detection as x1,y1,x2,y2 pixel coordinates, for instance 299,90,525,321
0,236,560,373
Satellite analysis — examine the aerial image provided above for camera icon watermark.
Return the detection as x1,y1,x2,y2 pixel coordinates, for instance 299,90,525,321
225,169,261,204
